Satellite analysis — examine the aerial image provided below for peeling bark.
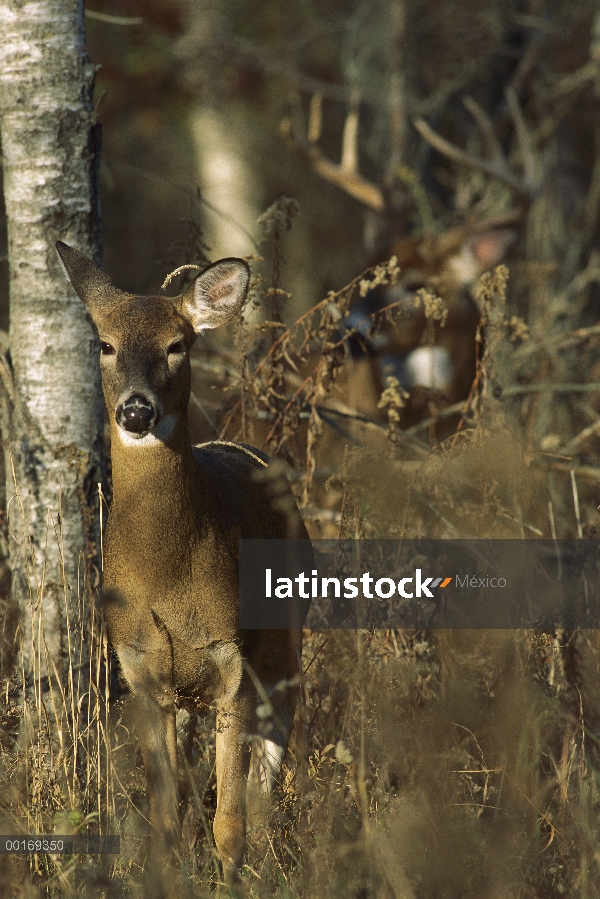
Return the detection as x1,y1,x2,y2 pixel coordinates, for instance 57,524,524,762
0,0,104,681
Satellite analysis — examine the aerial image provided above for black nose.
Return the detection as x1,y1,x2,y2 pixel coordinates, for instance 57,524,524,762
117,395,158,434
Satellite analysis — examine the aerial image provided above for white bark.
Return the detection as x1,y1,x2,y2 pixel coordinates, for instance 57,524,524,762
0,0,104,680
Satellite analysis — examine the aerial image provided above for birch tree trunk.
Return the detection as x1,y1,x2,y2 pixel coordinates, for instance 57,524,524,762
0,0,104,683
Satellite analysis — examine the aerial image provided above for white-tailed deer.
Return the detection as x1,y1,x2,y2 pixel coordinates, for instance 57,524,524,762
338,222,515,427
282,89,534,433
55,241,310,887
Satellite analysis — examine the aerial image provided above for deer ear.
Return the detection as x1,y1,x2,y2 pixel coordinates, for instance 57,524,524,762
180,258,250,332
470,229,515,271
55,241,128,317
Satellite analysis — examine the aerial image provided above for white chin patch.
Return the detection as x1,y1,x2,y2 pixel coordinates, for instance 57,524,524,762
116,414,176,447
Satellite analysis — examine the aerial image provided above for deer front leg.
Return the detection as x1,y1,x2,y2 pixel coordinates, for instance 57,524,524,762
213,687,254,885
133,692,180,858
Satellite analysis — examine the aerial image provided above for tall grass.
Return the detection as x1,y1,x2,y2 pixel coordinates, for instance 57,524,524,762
0,497,116,895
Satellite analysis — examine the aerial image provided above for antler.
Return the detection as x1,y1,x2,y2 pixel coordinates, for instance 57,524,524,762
281,92,386,213
284,87,538,214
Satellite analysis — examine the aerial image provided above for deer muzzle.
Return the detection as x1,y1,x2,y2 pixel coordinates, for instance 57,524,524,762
117,394,159,435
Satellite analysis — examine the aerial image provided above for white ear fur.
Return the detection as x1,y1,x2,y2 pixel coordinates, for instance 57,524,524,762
181,258,250,332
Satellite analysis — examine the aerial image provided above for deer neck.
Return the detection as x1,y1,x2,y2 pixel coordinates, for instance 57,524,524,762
108,415,199,532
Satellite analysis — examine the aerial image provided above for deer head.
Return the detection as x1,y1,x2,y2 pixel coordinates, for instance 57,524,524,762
56,241,249,446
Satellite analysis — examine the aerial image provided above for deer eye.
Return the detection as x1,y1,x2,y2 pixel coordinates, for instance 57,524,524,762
167,340,185,356
100,341,115,355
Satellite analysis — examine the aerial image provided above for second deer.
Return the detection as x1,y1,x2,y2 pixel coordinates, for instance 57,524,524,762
56,241,310,888
339,221,515,428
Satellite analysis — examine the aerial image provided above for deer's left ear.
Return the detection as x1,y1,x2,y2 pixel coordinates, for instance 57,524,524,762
180,258,250,332
55,241,129,318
